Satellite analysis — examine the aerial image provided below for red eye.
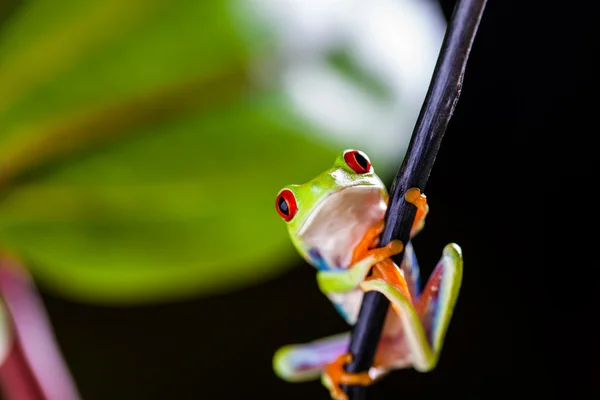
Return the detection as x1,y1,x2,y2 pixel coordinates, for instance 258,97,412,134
343,149,371,174
275,189,298,221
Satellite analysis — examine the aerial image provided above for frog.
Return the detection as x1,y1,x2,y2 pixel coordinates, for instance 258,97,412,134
272,149,463,400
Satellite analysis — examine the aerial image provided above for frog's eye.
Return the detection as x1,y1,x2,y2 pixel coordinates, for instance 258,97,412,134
276,189,298,221
343,149,371,174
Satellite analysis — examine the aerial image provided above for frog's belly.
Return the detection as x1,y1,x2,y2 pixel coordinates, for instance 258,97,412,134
327,289,365,325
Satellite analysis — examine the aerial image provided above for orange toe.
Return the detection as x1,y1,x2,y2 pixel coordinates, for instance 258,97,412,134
351,220,385,264
324,353,373,400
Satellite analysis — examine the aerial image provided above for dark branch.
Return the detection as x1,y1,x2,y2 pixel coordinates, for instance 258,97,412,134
341,0,487,398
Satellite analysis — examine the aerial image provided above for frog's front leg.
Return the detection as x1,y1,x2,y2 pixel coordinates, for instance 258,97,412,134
316,239,404,295
360,243,463,372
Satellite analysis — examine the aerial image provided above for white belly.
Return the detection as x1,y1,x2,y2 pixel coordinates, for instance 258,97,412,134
328,288,365,325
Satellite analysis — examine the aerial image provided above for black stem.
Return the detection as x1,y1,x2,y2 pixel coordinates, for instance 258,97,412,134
341,0,487,398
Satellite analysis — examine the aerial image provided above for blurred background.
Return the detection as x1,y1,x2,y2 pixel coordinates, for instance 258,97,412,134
0,0,554,399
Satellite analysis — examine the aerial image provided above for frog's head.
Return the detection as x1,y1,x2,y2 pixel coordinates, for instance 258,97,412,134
275,149,388,268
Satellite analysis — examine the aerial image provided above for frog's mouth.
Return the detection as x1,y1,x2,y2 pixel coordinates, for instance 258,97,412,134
298,186,387,269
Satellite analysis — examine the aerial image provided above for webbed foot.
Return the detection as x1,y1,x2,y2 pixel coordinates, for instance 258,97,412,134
323,353,373,400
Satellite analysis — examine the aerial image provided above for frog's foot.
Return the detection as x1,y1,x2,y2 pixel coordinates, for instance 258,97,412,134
351,220,385,264
405,188,429,238
323,353,373,400
366,240,404,263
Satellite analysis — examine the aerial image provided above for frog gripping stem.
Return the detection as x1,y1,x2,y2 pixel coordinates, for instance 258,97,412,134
341,1,488,399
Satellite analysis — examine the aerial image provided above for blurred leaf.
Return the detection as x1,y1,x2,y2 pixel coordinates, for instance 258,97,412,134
0,89,337,303
0,0,413,304
325,48,392,102
0,0,248,137
0,0,337,304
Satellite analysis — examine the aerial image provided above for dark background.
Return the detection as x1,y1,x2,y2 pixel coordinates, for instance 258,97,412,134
29,1,576,398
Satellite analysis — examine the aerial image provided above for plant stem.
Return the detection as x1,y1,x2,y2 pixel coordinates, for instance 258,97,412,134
0,255,81,400
341,0,487,398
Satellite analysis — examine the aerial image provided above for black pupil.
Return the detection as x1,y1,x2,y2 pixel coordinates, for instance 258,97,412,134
278,196,289,215
354,152,368,170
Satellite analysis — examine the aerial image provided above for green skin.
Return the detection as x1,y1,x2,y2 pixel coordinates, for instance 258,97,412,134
273,150,463,395
283,151,390,294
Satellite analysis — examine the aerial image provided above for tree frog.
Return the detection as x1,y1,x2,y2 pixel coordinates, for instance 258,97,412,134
272,149,463,400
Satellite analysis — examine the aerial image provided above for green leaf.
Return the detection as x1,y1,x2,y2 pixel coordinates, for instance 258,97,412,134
0,90,338,304
0,0,403,304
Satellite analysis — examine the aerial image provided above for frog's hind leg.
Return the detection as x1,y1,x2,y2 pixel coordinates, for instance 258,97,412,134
360,243,463,372
415,243,463,355
273,332,350,382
